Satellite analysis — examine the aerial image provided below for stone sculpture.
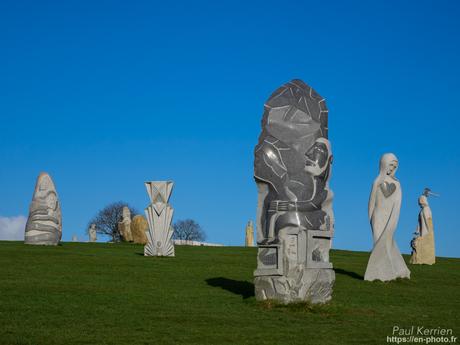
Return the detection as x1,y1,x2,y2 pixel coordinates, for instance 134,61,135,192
144,181,175,257
89,223,97,242
118,206,133,242
24,172,62,245
364,153,410,281
410,189,437,265
131,215,149,244
245,220,254,247
72,234,78,242
253,79,335,304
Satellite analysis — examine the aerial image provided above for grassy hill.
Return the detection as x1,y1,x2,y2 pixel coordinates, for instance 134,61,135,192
0,241,458,345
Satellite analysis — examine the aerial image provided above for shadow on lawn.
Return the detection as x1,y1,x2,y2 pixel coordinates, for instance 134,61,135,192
206,277,255,299
334,268,364,280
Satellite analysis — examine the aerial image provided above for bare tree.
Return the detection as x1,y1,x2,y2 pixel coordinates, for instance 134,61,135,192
173,219,206,242
87,201,138,242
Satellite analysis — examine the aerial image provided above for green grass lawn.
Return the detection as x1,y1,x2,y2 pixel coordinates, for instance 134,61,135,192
0,241,458,345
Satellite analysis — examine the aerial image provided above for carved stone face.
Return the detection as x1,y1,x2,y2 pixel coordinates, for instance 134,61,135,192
387,160,398,176
304,141,330,176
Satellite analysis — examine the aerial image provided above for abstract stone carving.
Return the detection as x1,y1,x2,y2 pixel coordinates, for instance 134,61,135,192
131,215,149,244
118,206,133,242
245,220,254,247
89,223,97,242
410,189,437,265
254,80,335,304
24,172,62,245
144,181,175,257
364,153,410,281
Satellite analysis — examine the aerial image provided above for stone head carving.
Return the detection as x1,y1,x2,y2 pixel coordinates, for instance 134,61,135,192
122,206,131,221
379,153,398,177
418,195,428,208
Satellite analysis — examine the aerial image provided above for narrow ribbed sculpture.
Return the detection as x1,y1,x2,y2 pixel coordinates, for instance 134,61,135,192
144,181,175,257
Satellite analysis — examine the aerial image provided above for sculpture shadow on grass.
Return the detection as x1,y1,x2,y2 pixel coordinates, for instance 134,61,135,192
206,277,255,299
334,268,364,280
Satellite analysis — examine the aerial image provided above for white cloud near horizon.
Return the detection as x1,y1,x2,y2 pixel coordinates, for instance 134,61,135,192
0,215,27,240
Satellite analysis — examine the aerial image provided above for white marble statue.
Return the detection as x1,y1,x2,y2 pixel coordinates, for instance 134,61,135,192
410,189,437,265
364,153,410,281
89,223,97,242
144,181,175,257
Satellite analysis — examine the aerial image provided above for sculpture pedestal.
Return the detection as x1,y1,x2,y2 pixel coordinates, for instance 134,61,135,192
254,229,334,304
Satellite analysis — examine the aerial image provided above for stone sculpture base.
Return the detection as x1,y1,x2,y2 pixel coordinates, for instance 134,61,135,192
255,269,335,304
254,229,334,304
25,232,60,246
410,232,435,265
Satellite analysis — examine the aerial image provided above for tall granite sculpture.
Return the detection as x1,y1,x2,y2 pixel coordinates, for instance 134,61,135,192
89,223,97,242
254,79,335,304
24,172,62,245
245,221,254,247
131,215,149,244
144,181,175,257
364,153,410,281
118,206,133,242
410,189,437,265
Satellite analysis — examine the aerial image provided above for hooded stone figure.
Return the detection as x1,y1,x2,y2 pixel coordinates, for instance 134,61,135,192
364,153,410,281
24,172,62,245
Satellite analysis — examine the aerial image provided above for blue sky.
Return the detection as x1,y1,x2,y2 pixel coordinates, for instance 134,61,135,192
0,0,459,257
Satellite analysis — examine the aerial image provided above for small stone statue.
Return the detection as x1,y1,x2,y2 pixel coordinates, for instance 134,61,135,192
364,153,410,281
118,206,133,242
144,181,175,257
410,189,437,265
88,223,97,242
72,234,78,242
245,221,254,247
24,172,62,245
253,80,335,304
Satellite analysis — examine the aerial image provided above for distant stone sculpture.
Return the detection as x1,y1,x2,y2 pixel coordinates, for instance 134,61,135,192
131,215,149,244
410,189,437,265
72,234,78,242
253,80,335,304
24,172,62,245
118,206,133,242
364,153,410,281
88,223,97,242
144,181,175,257
245,221,254,247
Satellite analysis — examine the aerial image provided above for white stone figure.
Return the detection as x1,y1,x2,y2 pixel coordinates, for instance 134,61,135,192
72,234,78,242
118,206,133,242
144,181,175,257
364,153,410,281
89,223,97,242
245,221,254,247
410,189,437,265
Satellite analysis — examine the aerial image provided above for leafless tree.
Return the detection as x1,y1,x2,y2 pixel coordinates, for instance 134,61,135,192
87,201,138,242
173,219,206,242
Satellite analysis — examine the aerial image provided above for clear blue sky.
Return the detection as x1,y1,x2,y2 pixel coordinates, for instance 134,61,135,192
0,0,459,257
